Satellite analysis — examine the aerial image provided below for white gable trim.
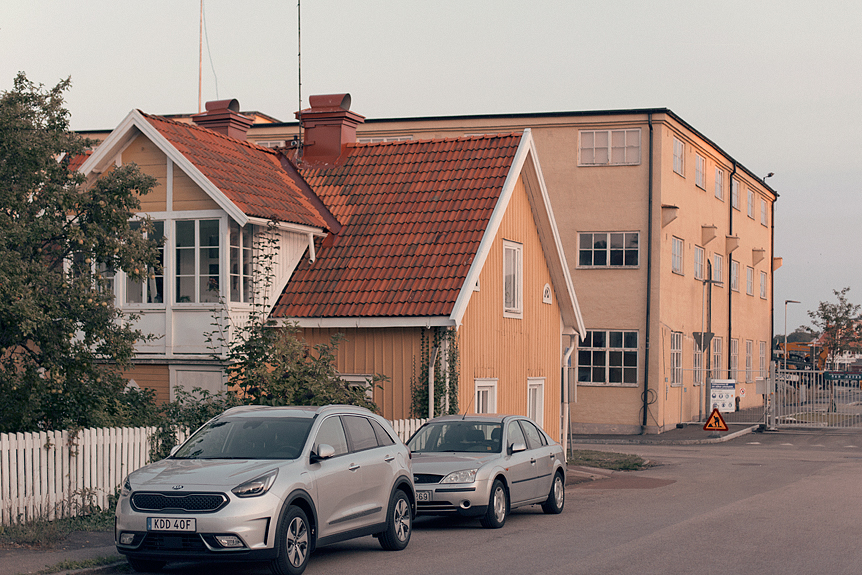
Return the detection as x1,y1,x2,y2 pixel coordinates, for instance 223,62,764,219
79,109,249,226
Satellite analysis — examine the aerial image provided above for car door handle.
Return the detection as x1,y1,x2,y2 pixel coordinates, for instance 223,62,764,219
348,463,360,471
384,455,395,462
530,458,537,465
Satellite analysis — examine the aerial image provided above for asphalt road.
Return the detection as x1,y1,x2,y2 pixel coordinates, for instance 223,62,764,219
118,429,862,575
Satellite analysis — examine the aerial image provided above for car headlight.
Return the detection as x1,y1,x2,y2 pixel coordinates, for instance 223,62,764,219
232,469,278,498
441,469,478,484
122,475,132,496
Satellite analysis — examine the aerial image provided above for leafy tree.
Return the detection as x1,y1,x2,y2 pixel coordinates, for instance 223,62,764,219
807,287,862,369
0,73,161,432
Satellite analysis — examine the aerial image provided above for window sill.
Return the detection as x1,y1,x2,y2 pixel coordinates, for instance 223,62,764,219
576,383,640,388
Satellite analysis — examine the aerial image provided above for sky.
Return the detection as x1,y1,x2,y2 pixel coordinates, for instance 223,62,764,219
2,0,860,335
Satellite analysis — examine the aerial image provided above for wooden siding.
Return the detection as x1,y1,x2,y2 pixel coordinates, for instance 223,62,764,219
122,135,167,212
122,364,170,404
298,327,422,420
172,167,219,211
460,175,563,439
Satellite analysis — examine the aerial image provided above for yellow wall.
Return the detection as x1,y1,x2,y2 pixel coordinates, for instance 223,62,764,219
122,135,167,212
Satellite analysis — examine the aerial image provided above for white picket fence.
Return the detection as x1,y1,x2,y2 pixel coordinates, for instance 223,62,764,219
0,419,425,526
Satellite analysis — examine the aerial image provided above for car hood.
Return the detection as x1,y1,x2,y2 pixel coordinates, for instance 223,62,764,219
129,458,295,490
411,452,499,474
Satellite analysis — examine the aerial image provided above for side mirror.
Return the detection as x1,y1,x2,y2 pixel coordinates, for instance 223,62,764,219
509,442,526,454
310,443,335,463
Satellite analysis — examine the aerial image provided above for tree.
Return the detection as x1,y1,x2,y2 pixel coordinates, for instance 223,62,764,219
807,287,862,369
0,73,161,432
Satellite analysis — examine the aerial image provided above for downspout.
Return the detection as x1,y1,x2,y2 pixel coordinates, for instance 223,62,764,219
727,162,737,382
642,114,654,433
562,337,575,457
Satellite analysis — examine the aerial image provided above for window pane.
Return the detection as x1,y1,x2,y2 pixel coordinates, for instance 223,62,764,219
176,276,194,303
609,331,623,348
176,248,194,275
200,220,219,247
176,220,194,247
592,331,606,348
624,332,637,348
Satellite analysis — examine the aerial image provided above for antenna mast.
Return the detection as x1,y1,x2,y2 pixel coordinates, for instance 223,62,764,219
296,0,303,161
198,0,203,113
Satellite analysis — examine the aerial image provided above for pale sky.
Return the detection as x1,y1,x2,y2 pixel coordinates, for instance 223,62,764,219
2,0,860,334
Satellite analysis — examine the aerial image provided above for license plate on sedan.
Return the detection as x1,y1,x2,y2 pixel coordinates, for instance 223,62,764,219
417,491,431,502
147,517,196,532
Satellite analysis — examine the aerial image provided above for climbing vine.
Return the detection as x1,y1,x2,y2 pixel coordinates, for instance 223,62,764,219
410,327,460,418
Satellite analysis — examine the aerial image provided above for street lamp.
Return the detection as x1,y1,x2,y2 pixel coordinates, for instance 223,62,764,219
784,300,801,370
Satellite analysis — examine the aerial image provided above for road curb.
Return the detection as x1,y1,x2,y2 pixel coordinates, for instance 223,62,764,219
569,425,758,446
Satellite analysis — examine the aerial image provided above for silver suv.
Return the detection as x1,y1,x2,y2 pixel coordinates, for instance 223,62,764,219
115,405,414,575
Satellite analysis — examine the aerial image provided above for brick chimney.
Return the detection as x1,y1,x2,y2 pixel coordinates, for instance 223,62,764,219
297,94,365,165
192,99,254,140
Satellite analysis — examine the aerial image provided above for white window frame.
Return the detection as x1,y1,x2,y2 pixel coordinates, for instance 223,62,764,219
503,240,523,318
760,198,768,226
730,338,739,381
672,236,684,275
694,342,704,386
579,129,641,166
731,179,740,209
712,336,724,380
475,379,498,414
747,188,755,219
527,378,545,426
714,167,723,200
713,254,723,285
730,260,739,292
671,331,683,386
746,266,754,296
125,220,165,307
760,271,768,299
229,221,257,304
745,340,753,383
696,154,706,189
673,137,685,176
340,374,375,400
577,330,639,386
694,246,705,280
175,218,222,304
578,232,639,268
759,341,767,377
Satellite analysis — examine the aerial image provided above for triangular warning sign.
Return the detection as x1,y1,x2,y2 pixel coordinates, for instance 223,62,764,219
703,408,729,431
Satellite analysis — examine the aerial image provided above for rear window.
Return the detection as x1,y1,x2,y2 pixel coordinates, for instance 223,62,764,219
173,416,315,460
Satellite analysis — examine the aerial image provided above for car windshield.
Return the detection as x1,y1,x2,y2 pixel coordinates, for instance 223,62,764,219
173,416,315,460
408,422,502,453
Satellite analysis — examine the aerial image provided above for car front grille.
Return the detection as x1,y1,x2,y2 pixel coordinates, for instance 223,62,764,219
414,474,444,484
131,492,228,513
140,533,207,552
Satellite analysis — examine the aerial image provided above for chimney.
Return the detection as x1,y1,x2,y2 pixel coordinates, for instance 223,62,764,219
297,94,365,164
192,99,254,140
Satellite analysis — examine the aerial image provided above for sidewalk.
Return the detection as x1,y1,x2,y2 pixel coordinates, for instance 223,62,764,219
0,531,121,575
569,423,759,446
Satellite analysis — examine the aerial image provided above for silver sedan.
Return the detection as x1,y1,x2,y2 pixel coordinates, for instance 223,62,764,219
407,415,565,528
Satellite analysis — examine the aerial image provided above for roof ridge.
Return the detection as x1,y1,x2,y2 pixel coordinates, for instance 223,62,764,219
348,132,523,148
140,110,276,155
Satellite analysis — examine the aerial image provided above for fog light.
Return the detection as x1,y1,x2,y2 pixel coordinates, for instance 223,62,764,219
215,535,245,548
119,532,135,545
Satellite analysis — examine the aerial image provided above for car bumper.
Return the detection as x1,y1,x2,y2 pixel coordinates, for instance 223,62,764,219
413,481,490,517
115,490,282,561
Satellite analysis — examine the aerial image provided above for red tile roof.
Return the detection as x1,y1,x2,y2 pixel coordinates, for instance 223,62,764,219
141,113,331,229
272,133,523,319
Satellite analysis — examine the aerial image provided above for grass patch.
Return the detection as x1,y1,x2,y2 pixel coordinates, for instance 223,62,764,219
0,509,114,549
569,449,648,471
37,555,122,575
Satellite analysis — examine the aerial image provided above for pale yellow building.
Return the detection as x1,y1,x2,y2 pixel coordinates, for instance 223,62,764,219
243,108,778,434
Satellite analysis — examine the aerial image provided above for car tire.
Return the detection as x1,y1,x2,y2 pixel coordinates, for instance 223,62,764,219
378,489,412,551
126,557,166,572
541,471,565,514
270,505,311,575
479,479,508,529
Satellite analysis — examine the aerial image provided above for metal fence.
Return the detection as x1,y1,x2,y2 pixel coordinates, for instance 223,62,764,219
769,365,862,429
